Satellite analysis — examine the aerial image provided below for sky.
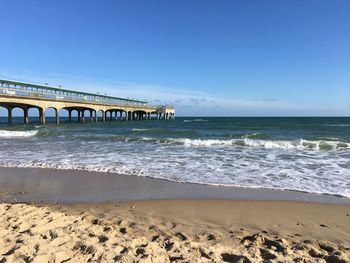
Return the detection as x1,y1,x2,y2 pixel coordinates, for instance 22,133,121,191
0,0,349,116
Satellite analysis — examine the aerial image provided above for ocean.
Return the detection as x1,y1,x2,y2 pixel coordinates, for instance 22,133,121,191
0,117,349,198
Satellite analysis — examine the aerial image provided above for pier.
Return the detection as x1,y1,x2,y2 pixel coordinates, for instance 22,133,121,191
0,79,175,124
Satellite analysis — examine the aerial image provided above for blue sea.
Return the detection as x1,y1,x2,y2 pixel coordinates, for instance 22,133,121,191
0,117,349,197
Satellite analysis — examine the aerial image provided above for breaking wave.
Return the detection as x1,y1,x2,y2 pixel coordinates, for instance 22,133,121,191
170,138,350,150
132,128,150,132
0,130,38,138
184,119,209,123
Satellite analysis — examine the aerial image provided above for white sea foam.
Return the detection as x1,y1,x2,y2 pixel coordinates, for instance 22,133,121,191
132,128,150,132
170,138,350,150
324,124,350,127
184,119,209,123
0,130,38,138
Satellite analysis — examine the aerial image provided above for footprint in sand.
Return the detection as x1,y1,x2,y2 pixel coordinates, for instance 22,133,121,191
221,253,251,263
175,232,188,241
120,227,127,234
98,235,109,243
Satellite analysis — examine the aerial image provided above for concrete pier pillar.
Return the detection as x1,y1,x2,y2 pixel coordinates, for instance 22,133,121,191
55,108,60,124
102,111,106,122
148,113,151,120
7,107,12,123
109,111,112,121
90,110,93,122
115,111,118,121
23,108,29,124
78,111,81,122
82,110,85,123
68,110,72,122
40,108,45,125
94,111,98,122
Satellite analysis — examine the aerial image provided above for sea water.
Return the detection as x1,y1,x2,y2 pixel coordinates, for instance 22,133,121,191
0,117,349,197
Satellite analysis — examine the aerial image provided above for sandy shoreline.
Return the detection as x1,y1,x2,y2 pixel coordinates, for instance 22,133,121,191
0,167,349,262
1,200,349,262
0,167,350,204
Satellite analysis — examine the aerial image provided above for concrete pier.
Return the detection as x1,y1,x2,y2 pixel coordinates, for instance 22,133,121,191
0,79,175,125
7,106,12,123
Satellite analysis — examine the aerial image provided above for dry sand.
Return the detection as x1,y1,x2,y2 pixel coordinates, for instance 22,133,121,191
0,200,349,262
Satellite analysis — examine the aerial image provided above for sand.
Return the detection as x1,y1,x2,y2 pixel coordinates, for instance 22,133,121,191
1,167,350,204
0,200,349,262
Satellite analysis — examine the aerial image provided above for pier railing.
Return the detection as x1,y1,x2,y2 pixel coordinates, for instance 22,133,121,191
0,79,161,109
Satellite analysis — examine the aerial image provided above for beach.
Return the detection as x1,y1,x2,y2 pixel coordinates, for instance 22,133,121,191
0,118,350,262
0,167,349,262
1,200,349,262
2,0,350,261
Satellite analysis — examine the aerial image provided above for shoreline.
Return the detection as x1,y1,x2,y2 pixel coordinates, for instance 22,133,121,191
1,167,349,261
0,167,349,204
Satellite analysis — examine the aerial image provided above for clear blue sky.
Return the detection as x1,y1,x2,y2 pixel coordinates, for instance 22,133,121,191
1,0,349,116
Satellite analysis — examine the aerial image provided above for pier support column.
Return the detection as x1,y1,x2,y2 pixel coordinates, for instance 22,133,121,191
147,113,151,120
102,111,106,122
7,106,12,123
94,111,98,122
68,110,72,122
82,110,85,123
55,108,60,125
90,110,93,122
78,111,81,122
115,111,118,121
109,111,113,121
23,107,29,125
39,108,45,125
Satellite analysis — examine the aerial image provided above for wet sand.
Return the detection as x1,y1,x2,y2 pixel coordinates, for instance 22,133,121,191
0,167,349,262
0,167,349,204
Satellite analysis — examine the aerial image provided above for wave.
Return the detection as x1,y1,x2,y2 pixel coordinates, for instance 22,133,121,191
184,119,209,123
324,124,350,127
0,130,38,138
0,162,349,198
169,138,350,150
132,128,150,132
243,133,271,140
